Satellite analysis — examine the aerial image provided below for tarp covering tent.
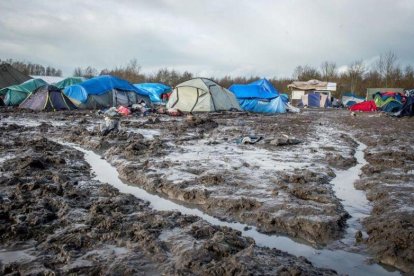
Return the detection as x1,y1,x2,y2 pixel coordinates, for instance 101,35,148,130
54,77,85,89
228,78,287,113
229,79,279,99
342,93,365,107
373,91,404,113
301,93,330,108
0,78,48,106
20,85,77,111
288,80,336,91
366,88,404,100
64,75,151,109
167,78,241,112
134,83,171,104
238,97,286,113
392,96,414,117
349,100,377,112
0,64,31,89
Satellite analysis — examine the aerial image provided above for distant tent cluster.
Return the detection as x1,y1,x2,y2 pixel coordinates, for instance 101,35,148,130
2,63,412,117
350,91,414,117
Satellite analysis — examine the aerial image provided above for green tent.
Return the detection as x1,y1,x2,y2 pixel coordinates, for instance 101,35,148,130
53,77,85,89
0,78,48,106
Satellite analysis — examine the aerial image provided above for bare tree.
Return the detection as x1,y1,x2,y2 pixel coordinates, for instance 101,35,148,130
292,65,321,81
320,61,337,82
73,67,83,77
375,51,398,87
347,60,366,93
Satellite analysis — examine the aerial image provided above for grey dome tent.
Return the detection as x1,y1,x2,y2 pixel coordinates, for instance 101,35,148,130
167,78,241,112
19,85,77,111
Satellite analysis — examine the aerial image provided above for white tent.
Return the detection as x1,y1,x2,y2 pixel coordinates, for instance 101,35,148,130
167,78,241,112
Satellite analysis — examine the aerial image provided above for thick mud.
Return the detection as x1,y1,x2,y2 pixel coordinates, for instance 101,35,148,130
1,108,413,274
0,123,335,275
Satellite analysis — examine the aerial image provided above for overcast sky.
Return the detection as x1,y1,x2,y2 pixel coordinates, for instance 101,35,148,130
1,0,413,78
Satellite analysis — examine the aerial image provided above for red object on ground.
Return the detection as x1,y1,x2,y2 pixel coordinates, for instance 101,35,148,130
117,106,131,116
349,100,377,112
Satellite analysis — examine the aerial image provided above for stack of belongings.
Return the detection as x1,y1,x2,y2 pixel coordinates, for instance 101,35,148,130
342,93,365,107
229,78,287,113
133,83,172,105
64,75,152,109
0,78,47,106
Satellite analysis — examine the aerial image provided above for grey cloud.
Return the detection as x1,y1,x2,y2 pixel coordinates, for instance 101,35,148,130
0,0,413,77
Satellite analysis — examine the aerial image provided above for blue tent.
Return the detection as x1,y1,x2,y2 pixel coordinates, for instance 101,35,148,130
229,79,279,99
229,79,286,113
134,83,171,104
239,97,286,113
64,75,150,104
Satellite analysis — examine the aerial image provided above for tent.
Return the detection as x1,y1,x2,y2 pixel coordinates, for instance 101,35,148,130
0,78,48,106
19,85,77,111
301,93,330,108
228,79,287,113
366,88,404,100
342,93,365,107
134,83,171,104
349,100,377,112
229,79,279,99
0,63,32,89
54,77,85,89
166,78,241,112
64,75,152,109
392,96,414,117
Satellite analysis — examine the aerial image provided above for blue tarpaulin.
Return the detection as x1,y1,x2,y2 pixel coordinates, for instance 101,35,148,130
229,78,287,113
308,93,321,107
238,97,286,113
229,79,279,99
64,75,149,103
134,83,171,104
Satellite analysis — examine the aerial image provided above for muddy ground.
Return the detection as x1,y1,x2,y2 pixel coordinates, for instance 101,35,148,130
0,107,413,274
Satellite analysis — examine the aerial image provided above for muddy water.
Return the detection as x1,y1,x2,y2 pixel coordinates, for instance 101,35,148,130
65,142,399,275
332,140,370,246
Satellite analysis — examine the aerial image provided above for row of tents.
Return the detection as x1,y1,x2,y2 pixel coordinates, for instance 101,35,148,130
0,64,296,114
349,91,414,117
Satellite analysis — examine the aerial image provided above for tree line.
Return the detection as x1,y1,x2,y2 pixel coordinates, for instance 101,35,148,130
73,52,414,98
4,51,414,98
0,59,62,77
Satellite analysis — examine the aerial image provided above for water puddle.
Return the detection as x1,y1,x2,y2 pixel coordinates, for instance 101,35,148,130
64,142,399,275
332,140,370,246
0,248,36,264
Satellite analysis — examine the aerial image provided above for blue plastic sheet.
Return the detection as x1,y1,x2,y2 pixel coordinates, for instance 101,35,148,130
229,79,279,99
238,97,286,113
64,75,149,103
134,83,171,103
308,93,321,107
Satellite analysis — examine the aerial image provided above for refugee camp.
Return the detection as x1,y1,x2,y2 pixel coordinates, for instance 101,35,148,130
0,1,413,275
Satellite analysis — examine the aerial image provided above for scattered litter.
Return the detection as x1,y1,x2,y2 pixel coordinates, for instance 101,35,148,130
236,136,263,144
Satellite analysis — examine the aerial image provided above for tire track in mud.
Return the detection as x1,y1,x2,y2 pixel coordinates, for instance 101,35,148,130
64,141,399,275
